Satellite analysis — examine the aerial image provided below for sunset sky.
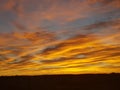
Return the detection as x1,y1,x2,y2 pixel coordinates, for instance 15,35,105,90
0,0,120,76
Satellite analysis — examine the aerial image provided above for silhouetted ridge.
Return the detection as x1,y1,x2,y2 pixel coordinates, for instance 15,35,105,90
0,74,120,90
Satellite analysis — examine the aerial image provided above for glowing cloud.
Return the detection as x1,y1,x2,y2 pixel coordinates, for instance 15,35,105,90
0,0,120,76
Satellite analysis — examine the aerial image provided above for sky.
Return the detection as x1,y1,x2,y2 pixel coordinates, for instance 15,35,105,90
0,0,120,76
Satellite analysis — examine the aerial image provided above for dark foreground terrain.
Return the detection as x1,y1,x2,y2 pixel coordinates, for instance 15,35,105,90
0,73,120,90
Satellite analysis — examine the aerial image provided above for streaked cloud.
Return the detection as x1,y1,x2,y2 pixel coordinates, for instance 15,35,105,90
0,0,120,76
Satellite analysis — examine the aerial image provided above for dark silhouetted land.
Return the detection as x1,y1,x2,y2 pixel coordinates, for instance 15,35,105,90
0,73,120,90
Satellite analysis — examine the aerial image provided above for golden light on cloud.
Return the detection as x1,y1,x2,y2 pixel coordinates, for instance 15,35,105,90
0,23,120,76
0,0,120,76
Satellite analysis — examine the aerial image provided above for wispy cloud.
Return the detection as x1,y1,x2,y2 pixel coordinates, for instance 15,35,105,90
0,0,120,76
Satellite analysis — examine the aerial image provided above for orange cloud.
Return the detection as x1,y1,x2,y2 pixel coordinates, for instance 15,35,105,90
0,0,120,76
0,18,120,76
